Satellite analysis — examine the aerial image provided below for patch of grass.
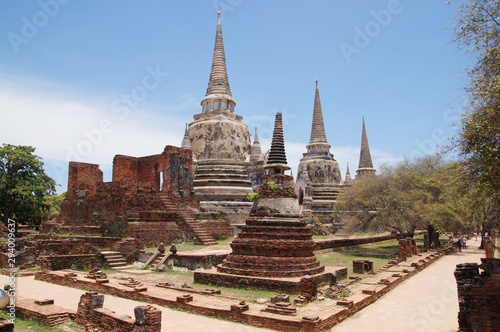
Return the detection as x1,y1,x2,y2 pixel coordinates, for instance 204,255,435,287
316,240,399,275
159,269,193,277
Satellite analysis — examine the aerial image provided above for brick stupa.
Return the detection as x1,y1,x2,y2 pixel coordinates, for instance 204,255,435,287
194,113,342,292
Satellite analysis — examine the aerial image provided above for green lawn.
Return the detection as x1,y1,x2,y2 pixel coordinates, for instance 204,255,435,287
315,240,400,275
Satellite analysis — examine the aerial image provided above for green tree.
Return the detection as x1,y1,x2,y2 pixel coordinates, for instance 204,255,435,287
336,156,471,238
0,144,56,225
42,192,66,221
451,0,500,202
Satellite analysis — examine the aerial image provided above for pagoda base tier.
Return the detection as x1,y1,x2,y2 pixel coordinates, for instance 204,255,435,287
199,200,253,225
194,266,347,294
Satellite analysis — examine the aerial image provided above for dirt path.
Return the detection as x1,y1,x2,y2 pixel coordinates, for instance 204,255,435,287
332,240,484,332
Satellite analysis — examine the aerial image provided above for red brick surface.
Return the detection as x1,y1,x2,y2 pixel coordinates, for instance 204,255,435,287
455,259,500,332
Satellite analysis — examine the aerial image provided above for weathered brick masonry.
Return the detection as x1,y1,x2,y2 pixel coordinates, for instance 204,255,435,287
455,258,500,332
76,291,161,331
56,145,197,247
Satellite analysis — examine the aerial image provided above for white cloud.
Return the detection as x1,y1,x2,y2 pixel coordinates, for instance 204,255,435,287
0,73,188,192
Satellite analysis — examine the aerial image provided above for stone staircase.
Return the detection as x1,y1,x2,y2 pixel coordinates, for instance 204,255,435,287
149,252,166,269
314,219,333,236
151,252,173,270
160,196,217,245
101,251,128,270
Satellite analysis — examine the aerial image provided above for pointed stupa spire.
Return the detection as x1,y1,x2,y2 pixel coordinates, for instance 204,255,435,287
357,117,376,176
344,163,352,184
307,80,331,153
265,112,290,173
205,12,232,97
250,127,262,160
200,12,237,116
181,123,191,149
309,80,328,144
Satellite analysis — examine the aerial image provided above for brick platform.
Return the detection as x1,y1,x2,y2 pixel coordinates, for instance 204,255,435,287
15,296,74,327
194,266,347,294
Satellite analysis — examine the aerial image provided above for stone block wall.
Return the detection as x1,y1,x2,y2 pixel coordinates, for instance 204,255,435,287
455,259,500,332
76,291,161,332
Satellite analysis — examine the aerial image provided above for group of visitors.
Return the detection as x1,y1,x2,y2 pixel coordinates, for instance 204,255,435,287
456,236,467,252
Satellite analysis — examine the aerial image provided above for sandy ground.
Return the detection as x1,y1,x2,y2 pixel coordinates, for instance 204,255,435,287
332,240,484,332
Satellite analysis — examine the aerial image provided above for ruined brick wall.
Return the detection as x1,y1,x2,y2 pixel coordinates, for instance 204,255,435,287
93,180,162,219
398,238,417,261
112,155,139,182
33,235,128,249
137,154,163,191
59,180,163,225
58,146,194,249
161,145,193,197
455,259,500,332
112,147,192,197
42,254,104,270
35,238,93,256
66,162,103,199
60,162,103,223
127,222,181,248
201,220,233,240
76,291,161,332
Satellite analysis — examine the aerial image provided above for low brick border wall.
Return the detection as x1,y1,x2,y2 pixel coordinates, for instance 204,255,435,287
35,246,455,332
314,231,426,251
314,233,397,250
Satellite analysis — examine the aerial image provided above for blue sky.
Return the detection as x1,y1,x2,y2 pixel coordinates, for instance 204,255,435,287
0,0,470,193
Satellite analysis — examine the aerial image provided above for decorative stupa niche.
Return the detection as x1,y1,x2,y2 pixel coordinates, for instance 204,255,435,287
187,12,253,212
295,80,342,215
194,113,332,292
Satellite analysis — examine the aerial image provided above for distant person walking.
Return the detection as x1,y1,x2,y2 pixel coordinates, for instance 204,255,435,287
474,232,478,241
462,236,467,250
457,238,462,252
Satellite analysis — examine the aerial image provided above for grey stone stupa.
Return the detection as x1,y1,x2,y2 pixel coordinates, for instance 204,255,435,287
295,80,342,215
187,12,253,222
